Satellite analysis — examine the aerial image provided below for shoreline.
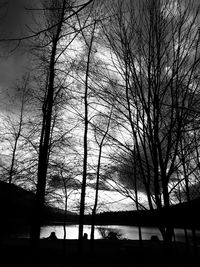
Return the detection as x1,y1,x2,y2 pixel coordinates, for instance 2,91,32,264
1,238,199,267
43,220,200,229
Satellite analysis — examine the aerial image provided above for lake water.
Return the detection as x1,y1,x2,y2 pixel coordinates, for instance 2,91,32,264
39,225,199,242
12,224,199,242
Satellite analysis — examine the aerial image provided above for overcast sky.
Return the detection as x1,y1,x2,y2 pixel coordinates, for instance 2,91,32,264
1,0,199,212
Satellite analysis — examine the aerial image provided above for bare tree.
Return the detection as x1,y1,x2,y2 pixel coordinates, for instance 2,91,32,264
100,0,200,241
90,107,113,243
78,18,97,244
0,74,31,185
30,0,74,246
29,0,95,247
47,160,81,239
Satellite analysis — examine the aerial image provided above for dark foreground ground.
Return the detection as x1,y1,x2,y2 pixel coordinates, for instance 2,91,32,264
0,238,200,267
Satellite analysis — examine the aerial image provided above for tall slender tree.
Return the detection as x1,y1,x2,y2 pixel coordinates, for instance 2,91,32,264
30,0,69,245
90,107,113,243
30,0,95,246
78,18,97,243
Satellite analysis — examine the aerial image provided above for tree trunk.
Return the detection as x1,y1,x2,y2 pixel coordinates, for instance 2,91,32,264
78,21,96,249
63,186,68,256
30,1,65,247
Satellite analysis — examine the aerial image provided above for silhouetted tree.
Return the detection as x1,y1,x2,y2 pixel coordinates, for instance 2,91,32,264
48,161,81,239
100,0,200,241
78,18,97,244
30,0,72,246
0,74,32,185
29,0,95,246
90,107,113,243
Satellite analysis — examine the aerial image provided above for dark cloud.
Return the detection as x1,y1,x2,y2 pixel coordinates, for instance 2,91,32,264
0,0,41,40
0,1,25,39
0,53,30,111
0,0,41,109
88,181,113,191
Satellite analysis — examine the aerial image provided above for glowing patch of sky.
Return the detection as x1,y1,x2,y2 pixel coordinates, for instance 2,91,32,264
52,186,148,213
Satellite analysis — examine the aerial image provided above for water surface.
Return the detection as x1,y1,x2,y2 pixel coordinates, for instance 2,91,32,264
40,224,198,242
12,224,199,242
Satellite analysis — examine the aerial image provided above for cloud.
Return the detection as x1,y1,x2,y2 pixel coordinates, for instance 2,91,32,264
0,0,41,109
88,180,113,191
0,0,41,39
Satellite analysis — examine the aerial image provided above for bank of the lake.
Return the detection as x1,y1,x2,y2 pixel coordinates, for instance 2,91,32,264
1,238,199,267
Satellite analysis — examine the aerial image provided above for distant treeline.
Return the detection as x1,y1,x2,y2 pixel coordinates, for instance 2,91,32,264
1,181,200,230
50,199,200,229
90,201,200,229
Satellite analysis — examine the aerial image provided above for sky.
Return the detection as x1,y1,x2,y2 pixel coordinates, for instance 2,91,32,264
0,0,35,110
1,0,199,213
0,0,136,213
0,0,198,98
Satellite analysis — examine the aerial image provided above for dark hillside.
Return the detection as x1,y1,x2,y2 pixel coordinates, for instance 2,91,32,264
1,180,199,231
0,181,74,236
92,198,200,229
0,181,35,224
